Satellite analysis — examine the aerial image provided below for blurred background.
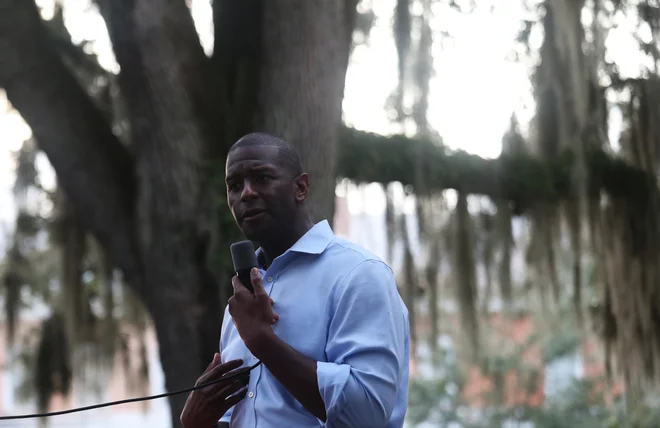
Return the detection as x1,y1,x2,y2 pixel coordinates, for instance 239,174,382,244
1,0,660,426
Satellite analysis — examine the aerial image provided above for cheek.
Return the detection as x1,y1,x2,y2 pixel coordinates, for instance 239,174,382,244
226,197,238,215
278,189,298,206
285,197,300,214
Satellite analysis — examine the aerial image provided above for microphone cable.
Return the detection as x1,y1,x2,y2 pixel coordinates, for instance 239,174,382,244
0,361,261,421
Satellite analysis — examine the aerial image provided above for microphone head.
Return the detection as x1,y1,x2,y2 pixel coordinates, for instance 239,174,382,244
230,240,258,272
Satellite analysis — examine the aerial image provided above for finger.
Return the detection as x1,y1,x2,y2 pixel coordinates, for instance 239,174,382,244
232,275,250,298
228,296,235,316
201,353,220,375
195,353,222,386
271,313,280,325
220,387,248,414
199,359,243,385
250,268,266,294
231,275,240,294
212,378,247,403
270,297,275,306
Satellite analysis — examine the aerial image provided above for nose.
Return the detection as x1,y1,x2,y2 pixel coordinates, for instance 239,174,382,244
240,180,258,201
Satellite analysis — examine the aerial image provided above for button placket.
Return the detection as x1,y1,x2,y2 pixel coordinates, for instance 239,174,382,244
252,270,274,411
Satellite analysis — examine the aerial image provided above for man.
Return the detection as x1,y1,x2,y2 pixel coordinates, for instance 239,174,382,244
181,133,410,427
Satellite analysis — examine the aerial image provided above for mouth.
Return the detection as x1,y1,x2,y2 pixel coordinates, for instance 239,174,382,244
241,209,267,223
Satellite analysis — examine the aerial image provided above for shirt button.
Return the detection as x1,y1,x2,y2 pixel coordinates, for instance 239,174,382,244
267,276,273,282
248,391,254,398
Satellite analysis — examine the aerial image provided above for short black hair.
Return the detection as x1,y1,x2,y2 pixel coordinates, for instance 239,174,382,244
229,132,303,176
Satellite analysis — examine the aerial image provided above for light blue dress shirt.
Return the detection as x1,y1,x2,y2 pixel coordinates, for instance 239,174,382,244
218,220,410,427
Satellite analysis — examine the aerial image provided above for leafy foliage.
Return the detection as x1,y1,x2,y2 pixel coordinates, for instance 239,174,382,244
407,331,660,427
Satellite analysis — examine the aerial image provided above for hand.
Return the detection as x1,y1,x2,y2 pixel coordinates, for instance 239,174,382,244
231,296,278,326
180,354,248,428
228,268,279,353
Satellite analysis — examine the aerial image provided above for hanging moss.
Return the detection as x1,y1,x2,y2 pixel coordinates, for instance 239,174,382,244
452,193,479,357
34,313,71,413
495,199,513,304
399,211,418,362
3,256,23,346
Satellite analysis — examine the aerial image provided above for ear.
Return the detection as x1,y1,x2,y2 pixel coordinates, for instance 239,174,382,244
293,173,310,203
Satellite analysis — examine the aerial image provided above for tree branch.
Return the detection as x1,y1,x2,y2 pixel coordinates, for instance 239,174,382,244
0,0,143,287
98,0,220,150
338,127,654,213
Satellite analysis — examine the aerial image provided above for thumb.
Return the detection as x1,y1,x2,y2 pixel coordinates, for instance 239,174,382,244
250,268,265,293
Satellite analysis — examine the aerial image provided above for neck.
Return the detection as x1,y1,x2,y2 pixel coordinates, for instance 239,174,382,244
260,214,315,267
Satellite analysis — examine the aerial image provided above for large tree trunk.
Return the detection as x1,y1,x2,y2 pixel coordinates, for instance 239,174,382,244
101,0,353,420
96,1,223,425
211,0,266,309
99,0,353,419
255,0,352,223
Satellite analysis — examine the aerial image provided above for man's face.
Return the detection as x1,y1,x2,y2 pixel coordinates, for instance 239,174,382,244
225,146,306,242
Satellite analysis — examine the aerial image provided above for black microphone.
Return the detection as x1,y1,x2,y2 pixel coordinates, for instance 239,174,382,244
230,240,258,293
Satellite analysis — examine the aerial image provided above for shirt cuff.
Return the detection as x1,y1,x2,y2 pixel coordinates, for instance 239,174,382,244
218,412,231,424
316,361,351,423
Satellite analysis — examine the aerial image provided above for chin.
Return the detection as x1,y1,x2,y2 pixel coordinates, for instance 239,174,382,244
240,223,271,244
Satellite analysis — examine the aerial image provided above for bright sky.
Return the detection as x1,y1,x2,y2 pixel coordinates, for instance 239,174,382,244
0,0,650,227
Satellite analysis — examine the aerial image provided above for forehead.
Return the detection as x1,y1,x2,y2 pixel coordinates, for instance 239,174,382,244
225,146,281,175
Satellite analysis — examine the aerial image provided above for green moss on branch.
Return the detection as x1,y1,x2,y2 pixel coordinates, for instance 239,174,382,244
338,127,654,213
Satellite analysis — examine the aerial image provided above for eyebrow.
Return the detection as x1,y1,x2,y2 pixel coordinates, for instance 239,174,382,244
251,165,277,172
225,164,277,183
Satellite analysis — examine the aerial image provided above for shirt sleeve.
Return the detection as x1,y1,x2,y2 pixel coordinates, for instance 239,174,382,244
316,259,408,428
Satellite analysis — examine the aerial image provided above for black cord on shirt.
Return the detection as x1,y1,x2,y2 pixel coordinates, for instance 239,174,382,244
0,361,261,420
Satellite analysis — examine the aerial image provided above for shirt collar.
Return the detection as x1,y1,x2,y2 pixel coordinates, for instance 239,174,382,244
256,220,334,268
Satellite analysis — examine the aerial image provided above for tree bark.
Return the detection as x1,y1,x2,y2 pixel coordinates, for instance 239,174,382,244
97,1,223,425
255,0,351,223
212,0,264,149
211,0,266,309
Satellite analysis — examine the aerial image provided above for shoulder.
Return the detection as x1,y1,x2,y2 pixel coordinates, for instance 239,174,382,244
322,239,408,325
321,238,398,298
323,237,393,277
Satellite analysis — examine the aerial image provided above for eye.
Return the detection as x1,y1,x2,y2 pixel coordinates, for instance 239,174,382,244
255,173,271,184
226,180,241,192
